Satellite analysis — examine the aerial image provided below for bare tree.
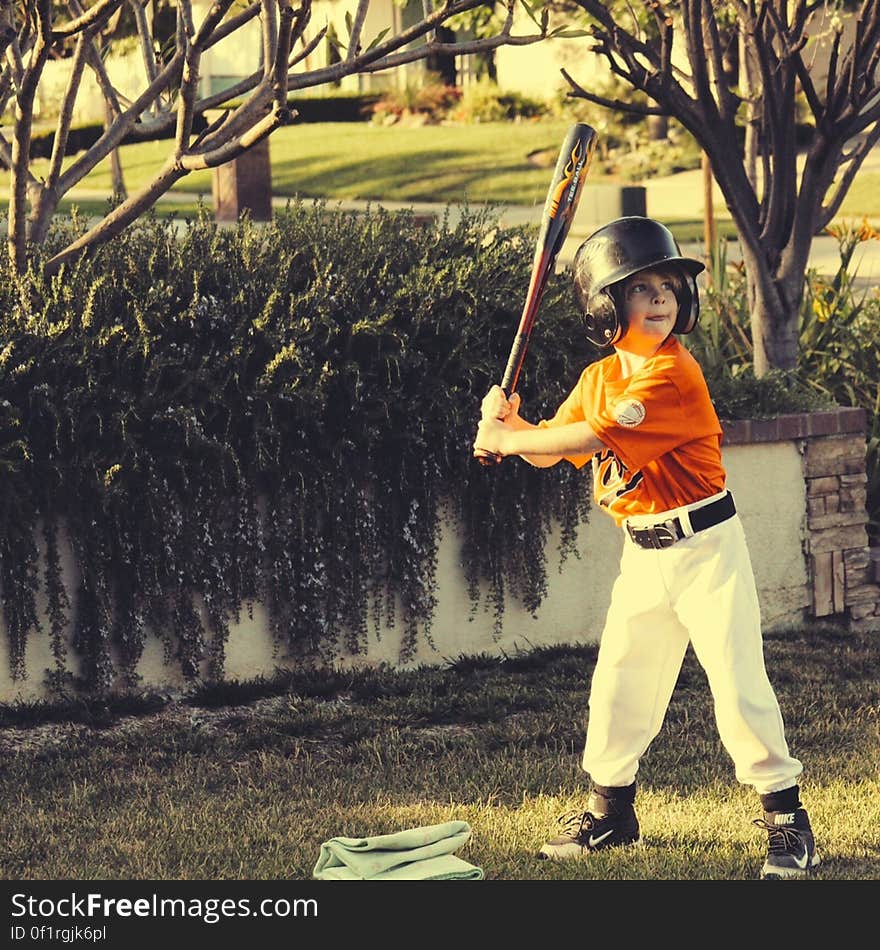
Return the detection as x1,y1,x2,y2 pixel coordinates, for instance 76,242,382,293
0,0,550,276
561,0,880,375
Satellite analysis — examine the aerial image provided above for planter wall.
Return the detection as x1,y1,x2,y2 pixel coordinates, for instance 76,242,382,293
0,409,876,703
722,407,879,625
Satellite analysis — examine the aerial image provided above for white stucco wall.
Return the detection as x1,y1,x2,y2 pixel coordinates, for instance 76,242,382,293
37,53,149,125
337,438,810,669
0,439,809,703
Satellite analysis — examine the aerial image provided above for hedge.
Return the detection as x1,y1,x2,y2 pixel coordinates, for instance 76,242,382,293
0,204,836,695
0,204,594,694
29,115,210,161
286,93,382,123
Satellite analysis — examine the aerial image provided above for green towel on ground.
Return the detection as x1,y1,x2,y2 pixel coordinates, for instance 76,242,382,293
313,820,484,881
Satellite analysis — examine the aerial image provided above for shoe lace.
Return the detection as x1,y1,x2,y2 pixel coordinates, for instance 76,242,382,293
753,818,804,855
558,810,599,836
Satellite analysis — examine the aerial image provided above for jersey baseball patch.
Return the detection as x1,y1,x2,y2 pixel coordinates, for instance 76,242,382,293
613,397,646,428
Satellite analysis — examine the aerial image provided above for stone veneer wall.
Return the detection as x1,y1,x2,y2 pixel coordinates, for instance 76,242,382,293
722,407,880,629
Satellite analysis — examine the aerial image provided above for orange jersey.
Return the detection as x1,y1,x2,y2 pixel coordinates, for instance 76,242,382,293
539,336,725,525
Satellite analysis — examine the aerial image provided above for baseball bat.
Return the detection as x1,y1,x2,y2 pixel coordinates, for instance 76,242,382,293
478,122,598,466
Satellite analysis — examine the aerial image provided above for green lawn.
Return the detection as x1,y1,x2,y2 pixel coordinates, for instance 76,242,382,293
4,121,878,230
28,120,581,207
835,169,880,222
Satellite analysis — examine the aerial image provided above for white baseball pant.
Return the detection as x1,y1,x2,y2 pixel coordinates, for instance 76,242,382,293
582,493,803,795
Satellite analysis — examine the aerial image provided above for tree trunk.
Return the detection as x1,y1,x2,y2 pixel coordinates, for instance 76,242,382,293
750,284,800,374
647,108,668,140
739,241,804,375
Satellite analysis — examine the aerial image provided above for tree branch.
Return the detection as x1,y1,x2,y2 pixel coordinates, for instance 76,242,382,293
0,23,15,62
68,0,125,120
288,19,324,70
56,47,187,194
182,104,284,170
296,0,526,82
683,0,719,124
8,0,53,272
306,1,545,82
272,1,294,114
260,0,278,73
130,0,160,91
44,161,191,277
43,101,287,279
52,0,123,38
560,67,666,115
45,35,88,190
818,122,880,228
175,0,200,151
205,1,261,50
30,36,88,239
701,0,737,121
345,0,369,62
192,0,238,47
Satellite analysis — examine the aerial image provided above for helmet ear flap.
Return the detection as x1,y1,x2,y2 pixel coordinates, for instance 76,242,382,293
581,289,623,347
673,273,700,334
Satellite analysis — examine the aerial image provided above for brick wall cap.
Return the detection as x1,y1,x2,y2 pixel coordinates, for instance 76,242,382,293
721,407,867,444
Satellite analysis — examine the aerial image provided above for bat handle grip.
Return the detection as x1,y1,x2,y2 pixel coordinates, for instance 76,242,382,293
500,333,529,396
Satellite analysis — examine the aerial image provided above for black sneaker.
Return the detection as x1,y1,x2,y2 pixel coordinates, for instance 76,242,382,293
754,808,820,879
537,806,640,860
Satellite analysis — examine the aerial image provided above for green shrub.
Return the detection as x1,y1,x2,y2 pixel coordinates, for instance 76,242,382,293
370,76,463,124
550,79,702,180
3,205,863,697
449,79,548,123
29,123,104,159
706,369,834,420
606,134,703,181
0,205,594,694
287,92,381,123
29,116,210,159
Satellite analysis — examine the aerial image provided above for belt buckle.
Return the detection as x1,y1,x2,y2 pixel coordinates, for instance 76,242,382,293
650,521,678,548
630,519,679,549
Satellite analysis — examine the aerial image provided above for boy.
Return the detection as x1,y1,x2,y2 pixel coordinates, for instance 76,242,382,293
472,216,819,880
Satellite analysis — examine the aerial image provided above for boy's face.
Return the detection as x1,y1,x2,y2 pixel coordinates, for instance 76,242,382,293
617,267,679,354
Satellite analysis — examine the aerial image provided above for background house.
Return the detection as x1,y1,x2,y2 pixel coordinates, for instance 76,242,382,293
26,2,851,128
196,0,594,103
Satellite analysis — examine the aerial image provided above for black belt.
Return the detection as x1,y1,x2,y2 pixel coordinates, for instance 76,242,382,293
626,492,736,550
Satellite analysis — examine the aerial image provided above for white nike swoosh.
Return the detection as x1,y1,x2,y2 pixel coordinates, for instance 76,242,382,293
587,829,615,848
791,849,810,870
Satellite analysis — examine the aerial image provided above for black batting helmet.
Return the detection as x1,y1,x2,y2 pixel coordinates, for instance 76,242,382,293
572,217,705,347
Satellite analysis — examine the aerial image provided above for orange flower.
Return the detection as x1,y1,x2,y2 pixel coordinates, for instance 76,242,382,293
825,217,880,242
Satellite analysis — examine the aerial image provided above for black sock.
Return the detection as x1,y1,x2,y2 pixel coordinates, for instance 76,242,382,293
760,785,802,814
589,782,636,815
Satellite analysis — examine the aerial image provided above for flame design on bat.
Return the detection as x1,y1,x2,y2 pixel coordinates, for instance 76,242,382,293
547,137,591,221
